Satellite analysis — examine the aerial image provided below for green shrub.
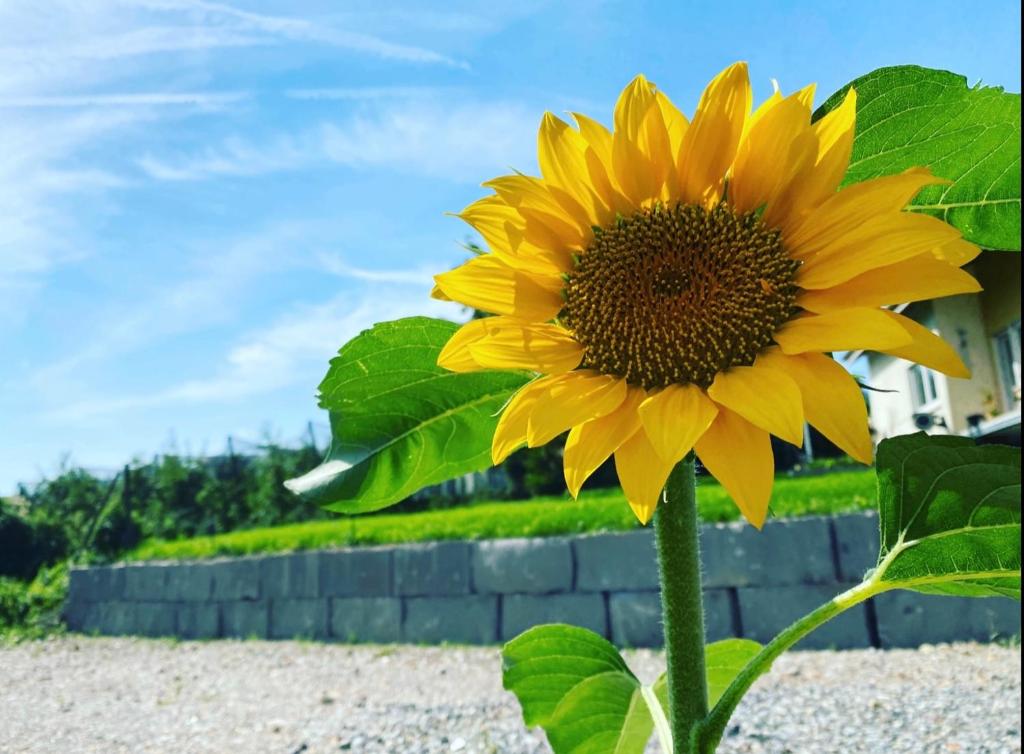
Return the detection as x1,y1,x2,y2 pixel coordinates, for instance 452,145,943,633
0,504,68,580
0,562,68,640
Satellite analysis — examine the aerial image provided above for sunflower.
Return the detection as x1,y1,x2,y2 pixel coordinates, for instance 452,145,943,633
433,62,980,527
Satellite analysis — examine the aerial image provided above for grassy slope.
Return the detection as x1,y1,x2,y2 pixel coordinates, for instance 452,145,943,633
127,470,875,562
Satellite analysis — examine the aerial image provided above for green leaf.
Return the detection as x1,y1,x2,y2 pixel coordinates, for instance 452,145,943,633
873,432,1021,599
285,317,529,513
704,639,763,707
816,65,1021,251
547,672,654,754
650,638,763,715
502,624,654,754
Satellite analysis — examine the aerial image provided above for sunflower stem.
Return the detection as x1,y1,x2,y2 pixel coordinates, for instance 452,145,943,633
654,454,707,753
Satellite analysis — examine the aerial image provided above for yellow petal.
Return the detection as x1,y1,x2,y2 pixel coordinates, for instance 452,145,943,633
708,365,805,446
638,384,718,463
612,75,660,206
655,90,689,160
485,175,589,249
796,212,963,289
878,311,971,378
774,308,913,354
564,388,645,498
457,196,571,275
741,89,782,144
437,318,489,372
433,254,564,320
730,92,815,214
798,255,982,312
932,237,982,266
527,372,628,447
794,82,817,110
538,112,607,224
430,284,451,301
457,319,583,374
492,376,558,464
757,349,872,464
571,112,630,214
614,427,674,525
786,168,947,255
695,407,774,528
782,87,857,220
677,62,752,206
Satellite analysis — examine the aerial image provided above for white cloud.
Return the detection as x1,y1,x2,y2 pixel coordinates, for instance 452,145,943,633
0,1,462,97
0,91,250,109
317,254,438,285
137,98,539,182
284,86,446,101
26,221,319,390
50,284,462,421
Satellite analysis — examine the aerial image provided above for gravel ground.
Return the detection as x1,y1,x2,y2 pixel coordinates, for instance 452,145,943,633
0,637,1019,754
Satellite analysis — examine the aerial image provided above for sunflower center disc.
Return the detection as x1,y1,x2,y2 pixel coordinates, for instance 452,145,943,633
562,203,800,390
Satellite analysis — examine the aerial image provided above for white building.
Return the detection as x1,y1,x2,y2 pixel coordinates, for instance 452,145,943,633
858,251,1021,445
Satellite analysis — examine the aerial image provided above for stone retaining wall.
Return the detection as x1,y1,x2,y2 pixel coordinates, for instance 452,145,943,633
64,513,1020,648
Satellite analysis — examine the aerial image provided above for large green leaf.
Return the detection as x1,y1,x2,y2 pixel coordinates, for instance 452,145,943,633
285,317,529,513
651,638,763,713
502,624,655,754
873,432,1021,599
816,65,1021,251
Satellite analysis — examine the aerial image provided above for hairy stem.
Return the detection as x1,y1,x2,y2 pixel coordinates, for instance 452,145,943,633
654,455,707,752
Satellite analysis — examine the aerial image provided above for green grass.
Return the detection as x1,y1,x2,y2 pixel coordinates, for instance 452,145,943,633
126,470,875,562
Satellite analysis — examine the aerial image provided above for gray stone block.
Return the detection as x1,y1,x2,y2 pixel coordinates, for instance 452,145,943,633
165,563,214,602
737,585,870,649
177,604,220,639
123,564,172,601
473,538,573,595
403,596,497,644
501,593,606,640
63,597,99,633
221,601,269,639
833,513,880,582
874,592,1021,648
135,602,177,637
68,568,102,603
263,552,320,598
702,518,837,588
704,589,736,642
210,559,261,601
96,602,136,635
270,598,329,639
320,548,392,598
394,541,471,596
574,530,658,592
608,589,734,647
330,597,401,643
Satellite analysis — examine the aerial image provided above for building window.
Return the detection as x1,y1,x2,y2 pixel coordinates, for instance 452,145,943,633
993,320,1022,411
909,363,939,409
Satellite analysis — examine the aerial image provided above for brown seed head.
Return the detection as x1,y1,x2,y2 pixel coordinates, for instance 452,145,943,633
561,203,800,390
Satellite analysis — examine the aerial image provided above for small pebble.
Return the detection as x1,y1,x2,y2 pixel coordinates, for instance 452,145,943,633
0,637,1018,753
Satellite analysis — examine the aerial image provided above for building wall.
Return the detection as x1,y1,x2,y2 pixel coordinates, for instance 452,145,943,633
866,251,1021,440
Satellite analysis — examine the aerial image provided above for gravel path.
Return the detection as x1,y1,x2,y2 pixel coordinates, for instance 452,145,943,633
0,637,1019,754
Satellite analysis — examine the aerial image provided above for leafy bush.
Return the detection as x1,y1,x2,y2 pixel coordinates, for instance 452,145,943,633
0,503,68,580
0,562,68,641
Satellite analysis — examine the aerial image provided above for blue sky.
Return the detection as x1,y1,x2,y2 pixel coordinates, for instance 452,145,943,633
1,0,1020,492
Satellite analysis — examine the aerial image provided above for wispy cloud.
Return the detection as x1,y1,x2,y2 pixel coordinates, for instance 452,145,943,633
317,254,438,285
50,285,460,421
0,91,250,109
137,98,538,183
284,86,446,101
